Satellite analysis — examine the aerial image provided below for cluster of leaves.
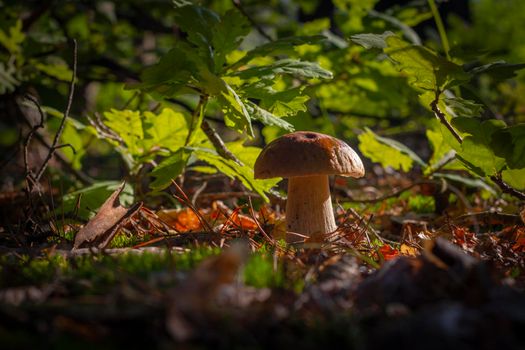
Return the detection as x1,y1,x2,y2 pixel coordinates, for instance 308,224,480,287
1,0,525,212
352,31,525,192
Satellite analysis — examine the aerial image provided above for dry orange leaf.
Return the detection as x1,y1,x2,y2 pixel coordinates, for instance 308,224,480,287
379,244,400,261
157,208,203,232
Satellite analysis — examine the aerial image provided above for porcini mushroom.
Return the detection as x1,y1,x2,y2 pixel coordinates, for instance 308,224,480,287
254,131,364,242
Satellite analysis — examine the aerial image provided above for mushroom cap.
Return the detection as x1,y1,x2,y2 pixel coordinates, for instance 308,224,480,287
254,131,365,179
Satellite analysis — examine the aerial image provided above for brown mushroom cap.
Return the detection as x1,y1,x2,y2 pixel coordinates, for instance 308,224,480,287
254,131,365,179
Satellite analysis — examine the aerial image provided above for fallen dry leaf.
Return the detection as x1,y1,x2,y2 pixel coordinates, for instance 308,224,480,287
73,183,142,249
379,244,400,261
157,208,204,232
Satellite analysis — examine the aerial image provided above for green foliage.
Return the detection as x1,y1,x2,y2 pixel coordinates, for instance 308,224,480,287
193,144,279,201
2,0,525,202
150,148,192,191
358,128,425,172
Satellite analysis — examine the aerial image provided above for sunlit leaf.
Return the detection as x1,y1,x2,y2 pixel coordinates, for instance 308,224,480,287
501,168,525,190
219,83,253,136
358,128,426,172
103,109,144,156
0,20,25,55
150,148,192,191
234,59,333,80
142,108,190,151
351,31,395,49
232,35,328,67
245,102,295,132
193,147,279,201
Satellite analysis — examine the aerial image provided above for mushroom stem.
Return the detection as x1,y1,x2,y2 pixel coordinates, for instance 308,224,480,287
286,175,336,242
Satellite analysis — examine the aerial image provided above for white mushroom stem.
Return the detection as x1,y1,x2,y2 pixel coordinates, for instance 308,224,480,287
285,175,337,242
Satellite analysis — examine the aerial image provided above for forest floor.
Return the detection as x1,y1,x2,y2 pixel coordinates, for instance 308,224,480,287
0,172,524,349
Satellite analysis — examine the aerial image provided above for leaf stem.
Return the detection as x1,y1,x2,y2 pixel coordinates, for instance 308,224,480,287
428,0,451,60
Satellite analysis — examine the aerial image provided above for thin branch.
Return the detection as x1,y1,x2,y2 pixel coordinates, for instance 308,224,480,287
35,39,78,182
232,0,273,42
53,143,76,154
490,174,525,201
430,90,463,144
31,129,94,185
22,94,46,181
200,120,242,165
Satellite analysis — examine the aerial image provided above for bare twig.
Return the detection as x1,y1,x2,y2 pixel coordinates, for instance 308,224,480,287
200,120,242,164
31,130,93,185
22,94,46,188
232,0,273,42
35,39,78,183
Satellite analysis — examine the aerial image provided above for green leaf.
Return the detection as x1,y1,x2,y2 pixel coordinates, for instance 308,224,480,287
443,97,483,118
142,108,190,151
33,59,73,82
466,61,525,82
150,148,192,190
219,83,254,136
103,109,144,156
501,168,525,190
232,35,328,67
212,8,251,70
383,35,470,90
60,121,86,170
132,44,197,96
454,119,507,176
433,173,496,194
242,84,310,118
245,102,295,132
0,20,25,55
173,4,250,72
350,31,395,49
61,181,134,220
491,124,525,169
425,125,456,174
173,4,219,69
358,128,425,172
0,58,19,94
193,147,279,201
234,59,333,80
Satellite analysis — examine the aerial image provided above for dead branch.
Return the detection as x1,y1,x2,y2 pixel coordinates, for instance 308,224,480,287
34,39,78,183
